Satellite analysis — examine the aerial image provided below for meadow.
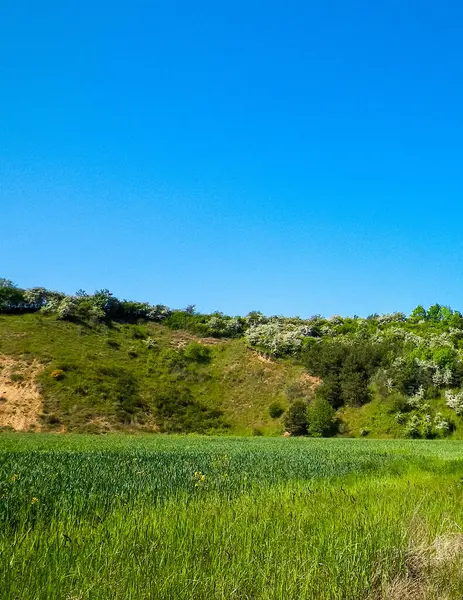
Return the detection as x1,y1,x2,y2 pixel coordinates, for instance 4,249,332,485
1,435,463,599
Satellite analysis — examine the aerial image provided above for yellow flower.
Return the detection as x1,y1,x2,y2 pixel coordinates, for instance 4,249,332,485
31,497,39,505
50,369,64,380
194,471,207,486
10,474,18,482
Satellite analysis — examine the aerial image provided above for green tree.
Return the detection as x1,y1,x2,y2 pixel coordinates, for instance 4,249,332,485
427,304,443,323
283,400,308,435
409,305,428,323
0,279,25,312
307,397,335,437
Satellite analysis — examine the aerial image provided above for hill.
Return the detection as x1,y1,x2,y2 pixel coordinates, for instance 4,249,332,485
0,313,313,435
1,278,463,438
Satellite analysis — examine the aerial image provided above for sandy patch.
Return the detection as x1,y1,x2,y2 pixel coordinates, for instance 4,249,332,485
0,355,44,431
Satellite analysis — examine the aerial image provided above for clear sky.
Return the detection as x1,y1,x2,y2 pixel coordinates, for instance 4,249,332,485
1,1,463,317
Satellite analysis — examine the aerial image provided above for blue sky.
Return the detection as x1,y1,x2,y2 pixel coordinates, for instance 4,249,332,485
1,1,463,317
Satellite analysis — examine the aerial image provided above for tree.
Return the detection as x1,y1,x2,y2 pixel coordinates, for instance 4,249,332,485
0,278,16,288
427,304,443,323
0,279,25,312
409,305,428,323
340,372,370,406
283,400,308,435
307,397,335,437
23,287,52,309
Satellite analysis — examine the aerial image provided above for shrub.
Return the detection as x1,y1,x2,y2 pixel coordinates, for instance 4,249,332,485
268,402,285,419
50,369,65,381
340,372,370,406
130,325,148,340
421,414,434,439
445,390,463,415
206,314,244,338
106,339,120,349
0,280,26,313
183,343,211,364
56,297,79,320
405,415,421,438
164,311,210,335
434,412,452,437
143,337,157,349
304,339,384,408
307,397,335,437
283,400,308,436
10,373,25,383
245,322,307,357
387,392,409,413
151,384,228,433
395,412,406,424
43,413,61,425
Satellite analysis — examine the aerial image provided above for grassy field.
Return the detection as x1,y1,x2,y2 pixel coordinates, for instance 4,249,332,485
1,434,463,599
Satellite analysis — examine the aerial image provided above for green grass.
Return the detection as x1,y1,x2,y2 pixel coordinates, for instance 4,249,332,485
2,434,463,599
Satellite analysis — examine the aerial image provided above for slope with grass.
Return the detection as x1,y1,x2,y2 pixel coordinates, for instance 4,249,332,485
0,313,308,434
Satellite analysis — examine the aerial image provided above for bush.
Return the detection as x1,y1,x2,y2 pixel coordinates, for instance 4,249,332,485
151,384,228,433
244,322,307,357
283,400,308,436
0,280,26,313
206,314,244,338
95,366,145,423
164,311,210,335
183,343,211,364
106,339,120,349
268,402,285,419
386,392,409,414
143,337,157,350
405,415,421,438
130,325,148,340
307,397,335,437
10,373,25,383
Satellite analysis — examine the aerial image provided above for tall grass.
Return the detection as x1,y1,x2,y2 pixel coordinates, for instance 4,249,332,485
1,435,463,599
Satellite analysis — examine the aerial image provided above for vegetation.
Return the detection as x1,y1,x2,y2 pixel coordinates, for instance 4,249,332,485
2,278,463,438
2,434,463,599
0,312,304,435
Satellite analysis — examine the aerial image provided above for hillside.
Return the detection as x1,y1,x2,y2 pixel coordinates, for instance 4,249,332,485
2,279,463,438
0,313,313,435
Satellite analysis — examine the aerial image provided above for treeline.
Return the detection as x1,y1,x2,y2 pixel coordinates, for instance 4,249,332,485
0,279,171,323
